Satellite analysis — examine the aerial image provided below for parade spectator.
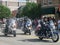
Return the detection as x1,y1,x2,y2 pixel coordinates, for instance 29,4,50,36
58,19,60,30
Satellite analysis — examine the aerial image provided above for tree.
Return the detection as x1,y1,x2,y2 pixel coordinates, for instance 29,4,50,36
16,6,25,18
16,2,41,19
0,5,11,19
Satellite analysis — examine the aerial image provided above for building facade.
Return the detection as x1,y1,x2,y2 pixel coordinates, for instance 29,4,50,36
0,0,37,11
37,0,60,20
37,0,60,7
37,0,60,15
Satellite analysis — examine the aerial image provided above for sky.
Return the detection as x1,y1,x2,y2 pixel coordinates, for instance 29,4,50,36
18,0,26,2
0,0,27,2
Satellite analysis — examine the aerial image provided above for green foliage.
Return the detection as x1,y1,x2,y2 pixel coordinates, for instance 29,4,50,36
0,5,11,18
17,6,25,17
17,2,55,19
17,2,41,19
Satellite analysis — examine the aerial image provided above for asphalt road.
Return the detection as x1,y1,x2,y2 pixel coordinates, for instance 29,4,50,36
0,29,60,45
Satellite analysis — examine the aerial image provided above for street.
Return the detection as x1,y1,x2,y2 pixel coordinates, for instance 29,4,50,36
0,29,60,45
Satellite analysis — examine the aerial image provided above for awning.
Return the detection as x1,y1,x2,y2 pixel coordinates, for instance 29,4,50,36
41,7,55,15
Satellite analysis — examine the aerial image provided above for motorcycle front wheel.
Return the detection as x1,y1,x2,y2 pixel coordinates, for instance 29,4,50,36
52,33,59,42
13,31,16,37
29,29,31,35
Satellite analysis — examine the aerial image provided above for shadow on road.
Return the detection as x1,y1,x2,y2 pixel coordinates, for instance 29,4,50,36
18,39,53,43
0,35,13,37
16,33,30,35
16,33,25,35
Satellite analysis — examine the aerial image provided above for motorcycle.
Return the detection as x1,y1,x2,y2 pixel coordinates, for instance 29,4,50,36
3,19,17,37
23,21,32,35
35,22,59,42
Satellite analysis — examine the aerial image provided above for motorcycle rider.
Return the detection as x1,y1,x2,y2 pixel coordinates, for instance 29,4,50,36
5,18,10,33
40,17,55,36
23,16,32,34
5,17,17,34
24,16,28,28
48,17,55,30
24,16,32,28
40,17,49,36
9,17,17,30
35,17,59,42
26,18,32,28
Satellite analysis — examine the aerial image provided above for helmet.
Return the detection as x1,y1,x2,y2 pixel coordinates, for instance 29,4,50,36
24,16,28,21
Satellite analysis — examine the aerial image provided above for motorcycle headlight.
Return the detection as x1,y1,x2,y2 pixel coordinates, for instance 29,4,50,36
29,27,31,29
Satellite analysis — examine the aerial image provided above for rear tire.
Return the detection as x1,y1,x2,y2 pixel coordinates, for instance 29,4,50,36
52,33,59,42
24,32,26,34
29,32,31,35
4,34,7,36
39,37,43,40
14,33,16,37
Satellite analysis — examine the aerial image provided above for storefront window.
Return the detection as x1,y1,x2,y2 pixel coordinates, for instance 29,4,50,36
48,0,52,4
42,0,48,5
